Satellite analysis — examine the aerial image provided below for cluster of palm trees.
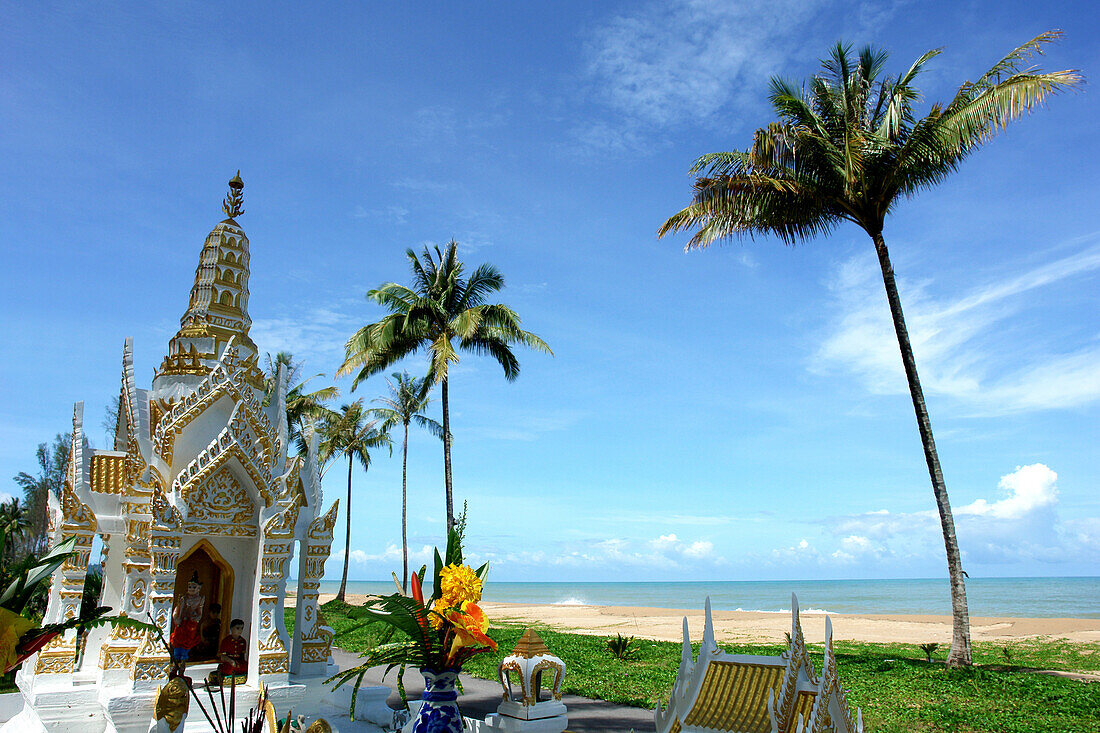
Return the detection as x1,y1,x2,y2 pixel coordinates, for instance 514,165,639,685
269,241,549,603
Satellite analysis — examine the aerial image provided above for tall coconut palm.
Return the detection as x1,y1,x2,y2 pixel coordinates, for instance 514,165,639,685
369,372,443,592
659,33,1081,667
338,241,551,532
318,401,392,603
263,351,339,455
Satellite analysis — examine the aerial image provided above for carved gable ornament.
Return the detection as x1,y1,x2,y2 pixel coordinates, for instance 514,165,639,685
182,464,257,536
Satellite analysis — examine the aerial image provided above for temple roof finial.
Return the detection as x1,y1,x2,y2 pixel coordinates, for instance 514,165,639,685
222,170,244,219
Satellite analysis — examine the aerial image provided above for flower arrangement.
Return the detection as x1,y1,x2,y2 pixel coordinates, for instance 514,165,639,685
328,527,497,705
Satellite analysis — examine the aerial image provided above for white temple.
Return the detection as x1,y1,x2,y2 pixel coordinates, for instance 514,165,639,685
8,175,340,732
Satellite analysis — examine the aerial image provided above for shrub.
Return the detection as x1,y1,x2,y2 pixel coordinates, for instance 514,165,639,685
606,633,639,661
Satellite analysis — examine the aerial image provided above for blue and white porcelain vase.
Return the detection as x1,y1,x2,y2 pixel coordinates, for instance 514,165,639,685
412,667,463,733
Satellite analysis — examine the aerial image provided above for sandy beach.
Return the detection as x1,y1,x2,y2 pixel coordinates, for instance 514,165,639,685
289,594,1100,644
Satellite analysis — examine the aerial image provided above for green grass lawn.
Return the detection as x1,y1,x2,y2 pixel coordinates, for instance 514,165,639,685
289,601,1100,733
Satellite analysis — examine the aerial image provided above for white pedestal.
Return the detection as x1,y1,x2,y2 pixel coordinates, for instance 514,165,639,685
322,682,392,727
481,712,568,733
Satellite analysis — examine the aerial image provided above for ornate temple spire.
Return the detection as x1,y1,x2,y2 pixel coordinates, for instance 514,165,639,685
154,173,262,394
223,170,244,219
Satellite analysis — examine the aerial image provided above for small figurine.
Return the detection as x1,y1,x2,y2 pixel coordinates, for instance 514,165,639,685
169,572,204,675
218,618,248,679
199,602,222,659
149,675,189,732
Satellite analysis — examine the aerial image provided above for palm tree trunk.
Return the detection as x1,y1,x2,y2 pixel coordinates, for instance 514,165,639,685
401,422,409,593
871,231,972,667
337,453,352,604
441,376,454,533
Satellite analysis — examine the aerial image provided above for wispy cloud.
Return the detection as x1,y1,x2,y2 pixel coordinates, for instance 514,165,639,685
392,178,458,193
250,305,361,370
465,408,586,442
607,511,764,526
352,204,409,224
584,0,822,130
548,533,725,569
814,242,1100,415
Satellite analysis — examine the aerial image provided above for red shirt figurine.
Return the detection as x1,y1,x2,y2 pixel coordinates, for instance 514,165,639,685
218,619,247,675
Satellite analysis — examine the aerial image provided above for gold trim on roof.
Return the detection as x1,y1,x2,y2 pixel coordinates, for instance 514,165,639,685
682,661,784,733
90,453,126,494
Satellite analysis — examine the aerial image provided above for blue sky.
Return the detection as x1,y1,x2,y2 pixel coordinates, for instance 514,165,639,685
2,1,1098,583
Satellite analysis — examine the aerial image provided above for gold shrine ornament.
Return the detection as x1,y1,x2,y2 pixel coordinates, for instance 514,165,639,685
153,676,190,731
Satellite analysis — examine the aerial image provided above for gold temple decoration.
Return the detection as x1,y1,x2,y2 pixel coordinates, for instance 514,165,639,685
223,170,245,219
154,676,190,731
511,628,551,658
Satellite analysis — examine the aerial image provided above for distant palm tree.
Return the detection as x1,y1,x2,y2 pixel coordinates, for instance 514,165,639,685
658,33,1081,667
13,434,70,560
263,351,338,455
369,372,443,592
339,241,551,532
318,401,392,603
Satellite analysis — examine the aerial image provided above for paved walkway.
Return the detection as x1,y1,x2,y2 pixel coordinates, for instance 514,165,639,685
332,649,656,732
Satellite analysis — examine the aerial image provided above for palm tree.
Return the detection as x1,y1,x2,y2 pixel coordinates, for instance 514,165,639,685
658,33,1081,667
369,372,443,592
318,401,392,603
13,434,70,561
263,351,339,455
339,241,551,532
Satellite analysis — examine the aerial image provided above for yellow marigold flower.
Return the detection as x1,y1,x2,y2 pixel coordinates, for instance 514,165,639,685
439,564,482,610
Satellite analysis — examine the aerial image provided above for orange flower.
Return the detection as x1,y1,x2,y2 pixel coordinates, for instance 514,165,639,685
446,601,496,660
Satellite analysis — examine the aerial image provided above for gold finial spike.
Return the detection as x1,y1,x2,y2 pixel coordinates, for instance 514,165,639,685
223,170,245,219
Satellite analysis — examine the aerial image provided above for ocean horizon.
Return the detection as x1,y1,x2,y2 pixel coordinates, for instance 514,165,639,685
292,576,1100,619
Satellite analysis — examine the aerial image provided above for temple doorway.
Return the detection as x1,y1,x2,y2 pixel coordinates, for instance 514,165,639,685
173,540,234,663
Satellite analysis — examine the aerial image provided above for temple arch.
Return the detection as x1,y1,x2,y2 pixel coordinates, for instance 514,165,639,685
173,538,235,662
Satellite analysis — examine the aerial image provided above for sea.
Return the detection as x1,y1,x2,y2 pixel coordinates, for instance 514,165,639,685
301,577,1100,619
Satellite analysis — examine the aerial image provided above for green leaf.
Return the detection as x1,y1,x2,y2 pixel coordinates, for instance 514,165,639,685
445,525,462,567
432,549,444,602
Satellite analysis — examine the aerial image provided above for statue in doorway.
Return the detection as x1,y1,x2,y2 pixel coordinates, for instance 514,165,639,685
198,602,222,659
206,617,248,687
218,617,248,677
169,571,204,675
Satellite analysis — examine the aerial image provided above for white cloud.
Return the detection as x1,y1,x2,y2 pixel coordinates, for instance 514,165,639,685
814,243,1100,414
333,544,435,567
816,463,1100,568
958,464,1058,520
585,0,821,129
683,540,715,559
540,533,724,570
